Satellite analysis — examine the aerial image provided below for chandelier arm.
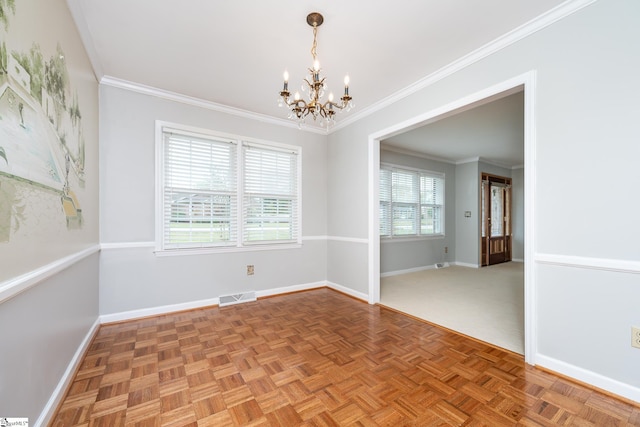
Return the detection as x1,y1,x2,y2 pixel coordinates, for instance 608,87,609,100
278,12,352,126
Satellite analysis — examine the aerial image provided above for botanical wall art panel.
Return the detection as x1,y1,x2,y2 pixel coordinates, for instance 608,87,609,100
0,0,98,282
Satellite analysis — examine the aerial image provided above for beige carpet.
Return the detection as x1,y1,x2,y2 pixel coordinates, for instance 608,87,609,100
381,262,524,354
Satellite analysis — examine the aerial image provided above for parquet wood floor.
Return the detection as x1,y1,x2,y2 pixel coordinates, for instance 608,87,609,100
51,288,640,426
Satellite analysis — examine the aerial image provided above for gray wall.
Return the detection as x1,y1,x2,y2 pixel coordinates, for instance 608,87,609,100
0,253,99,422
511,167,525,261
0,0,100,422
2,0,639,417
379,149,456,274
454,161,479,266
378,153,524,272
99,85,329,315
328,0,640,400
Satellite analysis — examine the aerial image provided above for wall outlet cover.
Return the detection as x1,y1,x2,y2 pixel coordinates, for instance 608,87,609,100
632,326,640,349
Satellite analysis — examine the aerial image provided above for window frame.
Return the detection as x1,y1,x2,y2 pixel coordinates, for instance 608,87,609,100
380,162,445,240
155,121,302,255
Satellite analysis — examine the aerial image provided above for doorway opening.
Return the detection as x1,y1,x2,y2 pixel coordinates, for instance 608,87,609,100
368,72,536,362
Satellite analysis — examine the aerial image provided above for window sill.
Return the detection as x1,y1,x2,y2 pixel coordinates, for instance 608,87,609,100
154,242,303,257
381,235,444,244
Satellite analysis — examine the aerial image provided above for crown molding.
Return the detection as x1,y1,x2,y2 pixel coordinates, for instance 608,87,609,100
472,156,518,170
99,76,329,135
66,0,104,81
90,0,595,135
330,0,597,133
381,144,457,165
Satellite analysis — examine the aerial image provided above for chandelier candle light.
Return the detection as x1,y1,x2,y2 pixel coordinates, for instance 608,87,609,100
278,12,354,127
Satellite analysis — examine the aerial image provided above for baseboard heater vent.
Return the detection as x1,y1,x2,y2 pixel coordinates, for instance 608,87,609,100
435,262,450,269
219,291,257,307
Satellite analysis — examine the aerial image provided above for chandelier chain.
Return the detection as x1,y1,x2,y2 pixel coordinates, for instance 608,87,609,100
311,25,318,62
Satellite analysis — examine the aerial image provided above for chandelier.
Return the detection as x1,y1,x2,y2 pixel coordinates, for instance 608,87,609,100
278,12,354,127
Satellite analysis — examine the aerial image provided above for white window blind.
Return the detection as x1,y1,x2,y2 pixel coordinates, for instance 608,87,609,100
420,174,444,235
163,132,237,248
243,143,299,244
379,168,392,237
159,124,301,251
392,169,419,236
380,164,444,238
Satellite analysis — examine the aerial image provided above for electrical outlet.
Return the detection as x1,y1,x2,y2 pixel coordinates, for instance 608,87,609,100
632,326,640,349
247,265,254,276
444,247,448,254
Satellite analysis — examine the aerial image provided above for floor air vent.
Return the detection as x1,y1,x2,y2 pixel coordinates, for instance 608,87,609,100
219,291,257,307
435,262,450,269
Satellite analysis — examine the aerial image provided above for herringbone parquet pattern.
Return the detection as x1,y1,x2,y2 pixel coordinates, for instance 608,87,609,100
52,289,640,426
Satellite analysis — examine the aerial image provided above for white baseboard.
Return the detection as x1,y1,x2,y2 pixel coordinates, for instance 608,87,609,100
512,258,524,263
381,265,436,278
35,318,101,427
100,296,221,324
255,281,326,298
100,281,331,324
536,354,640,403
452,261,480,268
326,281,369,302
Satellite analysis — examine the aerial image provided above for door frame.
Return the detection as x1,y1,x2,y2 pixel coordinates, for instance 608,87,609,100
481,173,513,266
367,71,537,364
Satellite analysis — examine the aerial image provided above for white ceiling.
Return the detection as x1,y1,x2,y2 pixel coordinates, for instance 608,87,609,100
69,0,567,161
382,90,525,168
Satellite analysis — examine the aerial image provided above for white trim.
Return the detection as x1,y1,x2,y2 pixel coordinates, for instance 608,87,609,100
102,76,328,134
535,253,640,275
456,156,481,165
101,238,329,251
368,71,537,364
327,281,369,302
381,235,445,244
381,265,436,278
101,241,155,250
331,0,596,133
0,245,100,304
35,318,100,427
473,156,516,170
100,296,221,324
381,145,456,165
523,71,537,365
535,354,640,403
94,1,594,136
452,261,480,269
154,244,303,257
327,236,369,244
255,281,326,298
380,162,445,179
369,138,381,304
65,0,104,80
99,281,341,323
302,235,328,241
513,258,524,263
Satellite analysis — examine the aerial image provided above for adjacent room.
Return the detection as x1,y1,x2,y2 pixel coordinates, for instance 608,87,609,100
378,90,526,355
1,0,639,425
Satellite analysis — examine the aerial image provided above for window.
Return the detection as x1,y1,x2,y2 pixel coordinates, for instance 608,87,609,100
380,164,444,238
157,123,300,252
243,142,299,244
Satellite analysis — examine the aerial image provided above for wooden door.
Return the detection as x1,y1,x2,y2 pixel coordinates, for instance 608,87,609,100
481,173,512,266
